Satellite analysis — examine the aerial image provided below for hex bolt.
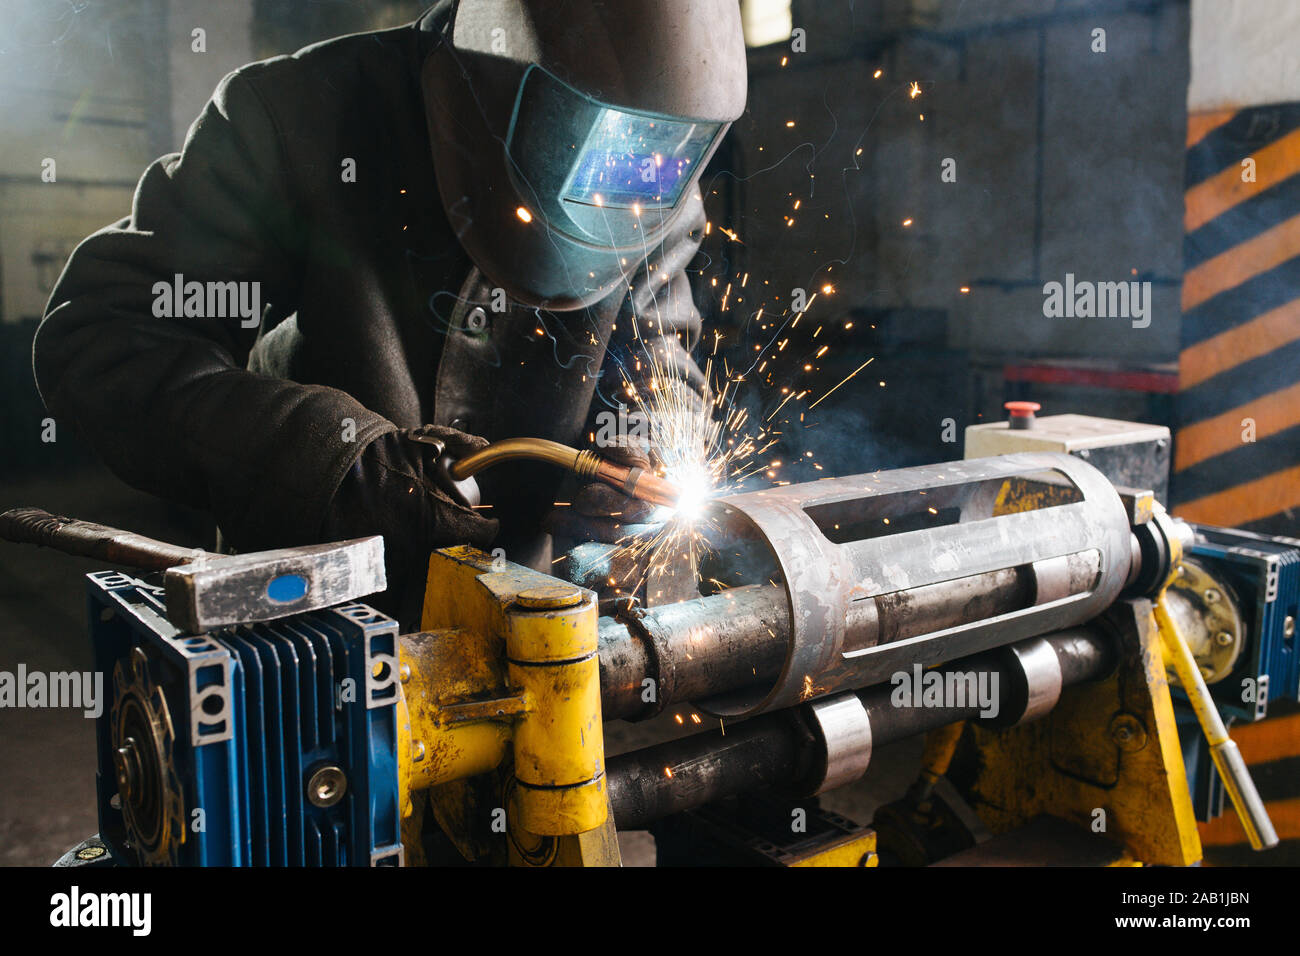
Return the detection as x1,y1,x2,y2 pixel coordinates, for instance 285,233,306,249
399,662,412,684
1109,713,1147,752
412,740,426,763
306,765,348,808
1203,588,1221,604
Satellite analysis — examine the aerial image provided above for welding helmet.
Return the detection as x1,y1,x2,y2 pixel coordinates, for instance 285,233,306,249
422,0,747,310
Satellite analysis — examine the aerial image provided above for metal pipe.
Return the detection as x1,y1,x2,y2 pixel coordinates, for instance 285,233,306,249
607,625,1116,829
708,452,1134,717
606,710,811,830
857,566,1035,649
594,560,1108,720
598,585,789,719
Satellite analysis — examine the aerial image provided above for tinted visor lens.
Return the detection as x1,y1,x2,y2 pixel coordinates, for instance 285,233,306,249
562,108,719,209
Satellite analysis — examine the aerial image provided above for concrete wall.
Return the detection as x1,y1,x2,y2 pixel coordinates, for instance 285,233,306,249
0,0,425,326
166,0,256,153
0,0,259,325
0,0,170,323
722,0,1189,367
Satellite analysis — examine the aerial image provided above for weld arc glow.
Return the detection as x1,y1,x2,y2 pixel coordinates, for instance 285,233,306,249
546,100,904,600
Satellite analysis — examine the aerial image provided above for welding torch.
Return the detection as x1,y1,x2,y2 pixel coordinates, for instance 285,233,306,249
411,434,682,510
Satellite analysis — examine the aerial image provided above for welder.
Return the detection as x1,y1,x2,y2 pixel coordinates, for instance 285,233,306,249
32,0,748,626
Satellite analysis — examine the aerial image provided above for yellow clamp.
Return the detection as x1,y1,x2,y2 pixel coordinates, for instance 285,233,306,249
505,584,607,836
398,550,607,839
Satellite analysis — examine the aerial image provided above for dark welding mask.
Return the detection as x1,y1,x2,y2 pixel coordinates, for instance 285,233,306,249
422,0,747,310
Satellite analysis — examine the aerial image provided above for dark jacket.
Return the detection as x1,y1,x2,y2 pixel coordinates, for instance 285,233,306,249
34,10,704,582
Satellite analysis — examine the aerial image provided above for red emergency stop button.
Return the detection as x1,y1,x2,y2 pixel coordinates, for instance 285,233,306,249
1005,400,1040,429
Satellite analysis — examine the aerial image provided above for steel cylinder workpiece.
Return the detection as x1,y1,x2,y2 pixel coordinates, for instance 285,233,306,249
701,452,1133,717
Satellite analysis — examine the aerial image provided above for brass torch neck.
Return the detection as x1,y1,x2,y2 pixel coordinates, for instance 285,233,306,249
572,449,603,480
447,438,584,481
445,437,680,509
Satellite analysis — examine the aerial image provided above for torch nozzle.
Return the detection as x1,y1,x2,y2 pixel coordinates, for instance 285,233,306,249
447,437,682,509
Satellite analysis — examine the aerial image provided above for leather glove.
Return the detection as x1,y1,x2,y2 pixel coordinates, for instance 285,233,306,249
546,434,669,603
320,425,499,622
545,435,662,545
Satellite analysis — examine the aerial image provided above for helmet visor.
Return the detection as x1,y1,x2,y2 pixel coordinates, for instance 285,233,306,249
507,66,726,244
562,108,720,210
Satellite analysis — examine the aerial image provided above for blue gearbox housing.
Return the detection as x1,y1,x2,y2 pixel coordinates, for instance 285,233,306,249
1177,525,1299,821
1190,525,1300,722
87,570,403,866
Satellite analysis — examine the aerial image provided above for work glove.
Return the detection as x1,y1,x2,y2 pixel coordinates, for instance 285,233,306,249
548,372,714,545
319,425,499,622
545,435,660,602
545,435,662,546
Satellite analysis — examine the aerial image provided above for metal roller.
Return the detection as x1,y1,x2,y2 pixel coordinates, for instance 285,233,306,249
597,585,788,720
700,452,1134,717
607,626,1118,830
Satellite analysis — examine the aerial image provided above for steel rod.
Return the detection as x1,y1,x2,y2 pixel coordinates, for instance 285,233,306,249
607,625,1115,829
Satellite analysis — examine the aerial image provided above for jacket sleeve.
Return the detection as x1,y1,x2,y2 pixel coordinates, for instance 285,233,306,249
33,65,394,551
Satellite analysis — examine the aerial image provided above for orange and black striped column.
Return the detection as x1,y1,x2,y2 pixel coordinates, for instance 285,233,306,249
1174,106,1300,535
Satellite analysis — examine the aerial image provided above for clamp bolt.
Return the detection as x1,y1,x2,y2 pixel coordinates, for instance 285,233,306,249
306,765,347,808
1109,713,1147,752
